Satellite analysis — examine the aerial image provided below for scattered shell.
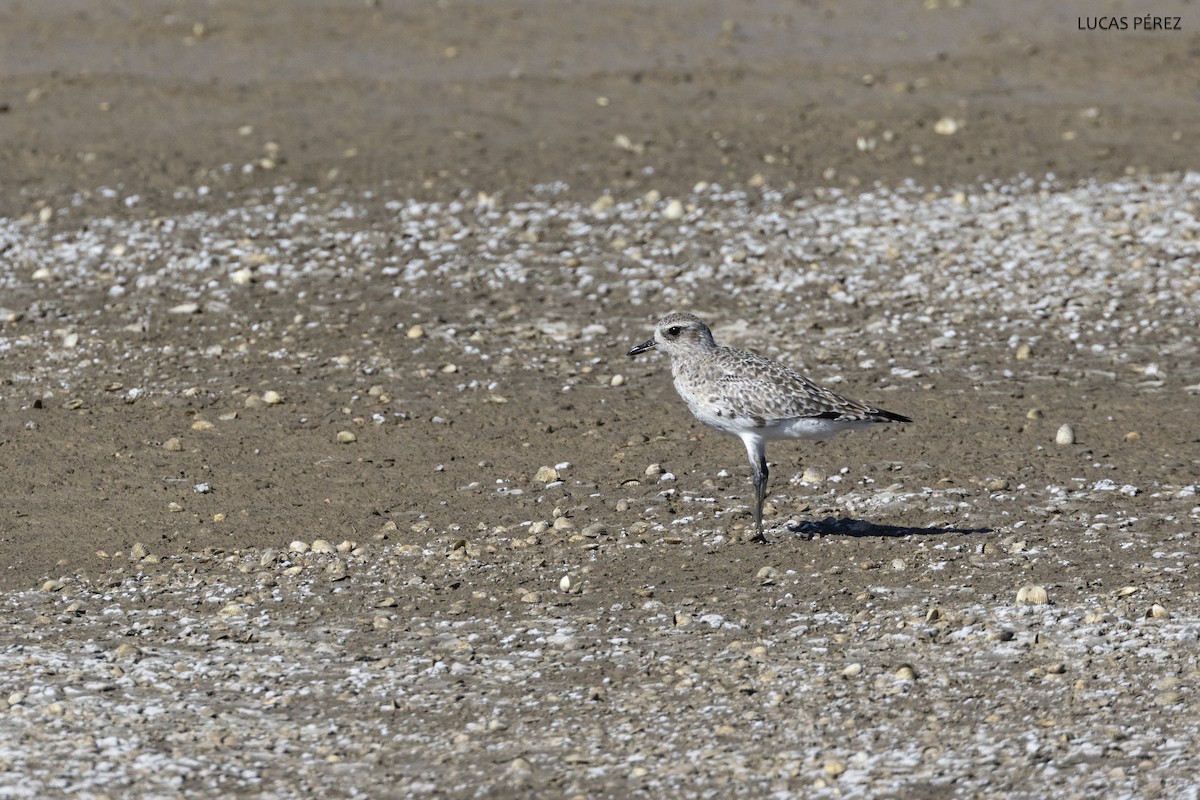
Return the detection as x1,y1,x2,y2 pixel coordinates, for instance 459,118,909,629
1016,585,1049,605
894,664,917,681
1055,424,1075,445
289,540,310,554
262,390,283,405
645,463,664,477
1147,603,1168,620
130,542,149,559
535,466,559,483
310,539,336,554
823,761,847,778
191,419,215,431
1123,431,1141,443
169,302,201,315
1015,342,1032,360
218,603,246,618
934,116,960,135
842,663,863,678
113,643,142,660
559,575,571,592
163,437,183,452
986,478,1010,491
1113,586,1138,598
1027,408,1044,420
336,430,357,443
663,199,685,220
406,324,425,339
800,466,826,483
610,374,625,387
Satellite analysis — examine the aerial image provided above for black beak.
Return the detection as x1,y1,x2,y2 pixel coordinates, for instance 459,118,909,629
627,339,656,357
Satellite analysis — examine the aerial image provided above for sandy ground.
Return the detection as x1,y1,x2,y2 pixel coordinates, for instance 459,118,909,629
2,1,1200,797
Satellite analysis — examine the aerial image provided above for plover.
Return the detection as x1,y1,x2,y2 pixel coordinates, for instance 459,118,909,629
627,311,911,542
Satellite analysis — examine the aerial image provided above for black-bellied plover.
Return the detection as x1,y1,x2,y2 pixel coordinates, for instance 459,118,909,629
628,311,911,542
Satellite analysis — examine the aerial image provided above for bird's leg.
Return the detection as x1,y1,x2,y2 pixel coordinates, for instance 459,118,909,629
742,437,769,543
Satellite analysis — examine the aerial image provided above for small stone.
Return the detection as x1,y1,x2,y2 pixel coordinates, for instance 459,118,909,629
1016,585,1049,605
262,390,283,405
559,575,571,592
163,437,183,452
169,302,201,315
336,430,357,444
520,591,541,603
440,363,458,374
534,465,559,483
894,664,917,681
406,325,425,339
842,663,863,678
1055,424,1075,445
1147,603,1168,620
41,579,66,592
610,374,625,387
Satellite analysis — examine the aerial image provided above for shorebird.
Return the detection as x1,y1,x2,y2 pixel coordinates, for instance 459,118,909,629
628,311,911,542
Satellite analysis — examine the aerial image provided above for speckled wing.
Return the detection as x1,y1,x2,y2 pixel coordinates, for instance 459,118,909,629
711,348,882,424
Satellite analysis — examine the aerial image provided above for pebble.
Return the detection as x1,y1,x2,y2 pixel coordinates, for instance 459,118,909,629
1055,424,1075,445
610,374,625,387
169,302,201,315
336,430,357,443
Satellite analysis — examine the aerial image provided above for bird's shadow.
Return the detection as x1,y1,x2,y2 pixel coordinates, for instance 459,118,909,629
785,516,992,539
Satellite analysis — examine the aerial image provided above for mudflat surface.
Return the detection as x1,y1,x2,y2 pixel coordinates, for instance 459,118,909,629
2,2,1199,797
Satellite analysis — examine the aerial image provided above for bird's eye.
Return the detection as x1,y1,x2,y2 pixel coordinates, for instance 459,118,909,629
666,326,682,337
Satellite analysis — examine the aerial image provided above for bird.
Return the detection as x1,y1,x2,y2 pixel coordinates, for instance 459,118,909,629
627,311,911,542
